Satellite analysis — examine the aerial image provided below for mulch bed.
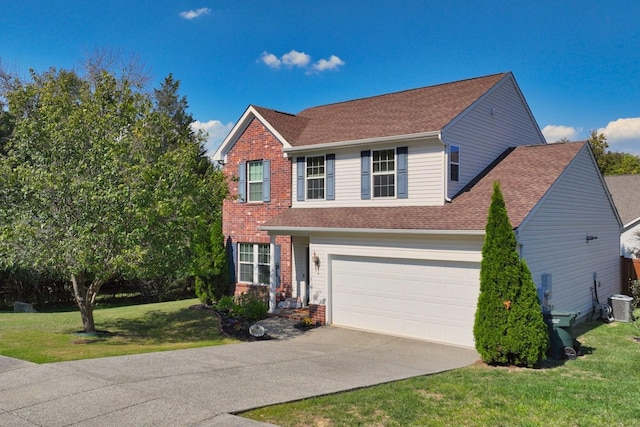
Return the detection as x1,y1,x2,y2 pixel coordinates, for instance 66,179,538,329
189,304,273,341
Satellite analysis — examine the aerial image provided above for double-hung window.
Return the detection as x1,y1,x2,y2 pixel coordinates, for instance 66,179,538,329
306,156,325,200
449,146,460,182
296,154,335,201
247,161,264,202
238,243,271,285
238,160,270,203
372,149,395,198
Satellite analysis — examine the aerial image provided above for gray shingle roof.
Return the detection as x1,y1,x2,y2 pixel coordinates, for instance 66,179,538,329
262,142,586,232
604,175,640,226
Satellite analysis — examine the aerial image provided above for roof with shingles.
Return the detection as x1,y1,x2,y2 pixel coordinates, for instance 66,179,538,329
262,142,587,232
604,174,640,226
253,73,508,147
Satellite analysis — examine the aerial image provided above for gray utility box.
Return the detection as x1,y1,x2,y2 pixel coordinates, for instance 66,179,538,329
608,294,634,322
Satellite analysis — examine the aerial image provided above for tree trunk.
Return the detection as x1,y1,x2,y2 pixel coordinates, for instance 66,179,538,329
71,273,101,333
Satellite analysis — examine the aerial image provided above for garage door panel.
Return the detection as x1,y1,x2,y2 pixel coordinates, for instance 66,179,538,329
331,256,479,347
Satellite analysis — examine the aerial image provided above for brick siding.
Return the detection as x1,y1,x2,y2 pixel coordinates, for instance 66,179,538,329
222,118,293,298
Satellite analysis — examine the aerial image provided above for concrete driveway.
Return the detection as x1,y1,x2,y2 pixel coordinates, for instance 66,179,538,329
0,321,479,426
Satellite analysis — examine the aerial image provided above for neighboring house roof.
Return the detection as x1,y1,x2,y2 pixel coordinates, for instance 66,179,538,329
604,174,640,230
213,72,516,160
262,142,587,234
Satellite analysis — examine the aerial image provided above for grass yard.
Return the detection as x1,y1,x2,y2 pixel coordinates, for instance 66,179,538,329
0,298,235,363
243,314,640,427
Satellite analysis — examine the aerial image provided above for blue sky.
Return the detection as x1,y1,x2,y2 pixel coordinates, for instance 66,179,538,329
2,1,640,155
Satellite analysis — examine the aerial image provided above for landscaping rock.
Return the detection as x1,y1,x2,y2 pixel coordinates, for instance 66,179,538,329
13,301,37,313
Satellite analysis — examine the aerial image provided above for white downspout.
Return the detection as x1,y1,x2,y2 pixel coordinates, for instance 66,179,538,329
269,237,276,313
440,132,452,202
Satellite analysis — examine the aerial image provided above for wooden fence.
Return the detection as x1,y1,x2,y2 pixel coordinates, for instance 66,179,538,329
621,256,639,295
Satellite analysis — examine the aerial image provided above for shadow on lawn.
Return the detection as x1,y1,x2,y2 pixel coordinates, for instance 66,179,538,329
97,308,220,344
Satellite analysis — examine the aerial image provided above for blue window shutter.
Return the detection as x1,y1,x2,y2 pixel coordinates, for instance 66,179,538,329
361,150,371,200
262,160,270,202
238,162,246,203
397,147,408,199
228,240,237,284
326,154,335,200
275,244,281,287
296,157,305,201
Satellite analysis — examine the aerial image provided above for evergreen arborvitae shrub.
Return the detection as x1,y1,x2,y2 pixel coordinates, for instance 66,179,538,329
505,259,549,367
194,218,229,304
473,181,548,367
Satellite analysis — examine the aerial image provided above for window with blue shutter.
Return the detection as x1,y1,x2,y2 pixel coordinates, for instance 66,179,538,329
361,150,371,199
296,157,305,201
262,160,270,202
326,154,335,200
238,163,246,203
397,147,408,198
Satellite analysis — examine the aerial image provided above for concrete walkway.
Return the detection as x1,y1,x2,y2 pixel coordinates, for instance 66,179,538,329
0,320,479,426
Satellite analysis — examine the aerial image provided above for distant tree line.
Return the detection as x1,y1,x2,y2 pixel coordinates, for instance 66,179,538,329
586,131,640,175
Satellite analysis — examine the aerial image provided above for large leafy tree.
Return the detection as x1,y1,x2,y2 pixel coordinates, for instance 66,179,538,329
588,130,640,175
0,67,226,332
474,182,548,367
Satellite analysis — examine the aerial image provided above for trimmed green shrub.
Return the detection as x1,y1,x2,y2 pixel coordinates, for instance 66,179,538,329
193,218,229,305
474,182,548,367
233,289,268,321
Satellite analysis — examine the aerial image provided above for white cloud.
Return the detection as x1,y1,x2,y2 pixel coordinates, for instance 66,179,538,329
312,55,345,72
260,50,344,73
541,125,579,143
281,50,311,68
598,118,640,155
179,7,211,20
598,117,640,144
260,52,281,69
191,119,234,154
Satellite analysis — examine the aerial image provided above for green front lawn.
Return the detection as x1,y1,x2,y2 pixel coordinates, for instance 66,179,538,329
0,298,235,363
243,315,640,426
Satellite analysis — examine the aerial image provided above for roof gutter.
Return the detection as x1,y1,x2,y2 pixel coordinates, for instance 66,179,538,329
282,131,442,155
260,225,485,237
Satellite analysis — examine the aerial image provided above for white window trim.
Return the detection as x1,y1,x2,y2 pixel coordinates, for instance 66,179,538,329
372,148,396,198
306,155,326,200
449,145,460,182
238,243,271,285
247,161,263,203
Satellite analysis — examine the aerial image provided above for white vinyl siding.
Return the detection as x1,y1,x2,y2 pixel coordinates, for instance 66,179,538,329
291,137,444,207
444,76,546,198
621,225,640,257
517,146,621,318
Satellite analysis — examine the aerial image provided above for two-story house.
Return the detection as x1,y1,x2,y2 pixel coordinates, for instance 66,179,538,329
214,72,621,348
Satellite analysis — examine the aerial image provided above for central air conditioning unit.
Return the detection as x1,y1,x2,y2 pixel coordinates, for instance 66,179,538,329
608,294,635,322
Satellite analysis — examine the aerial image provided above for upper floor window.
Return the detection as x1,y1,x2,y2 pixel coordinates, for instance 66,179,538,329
449,146,459,182
296,154,335,201
361,147,407,200
306,156,325,200
238,160,270,203
372,149,396,198
247,161,263,202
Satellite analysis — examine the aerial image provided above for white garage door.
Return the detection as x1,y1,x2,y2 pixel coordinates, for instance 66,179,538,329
331,256,480,347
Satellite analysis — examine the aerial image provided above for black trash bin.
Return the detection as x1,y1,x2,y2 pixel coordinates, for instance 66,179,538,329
543,311,580,360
